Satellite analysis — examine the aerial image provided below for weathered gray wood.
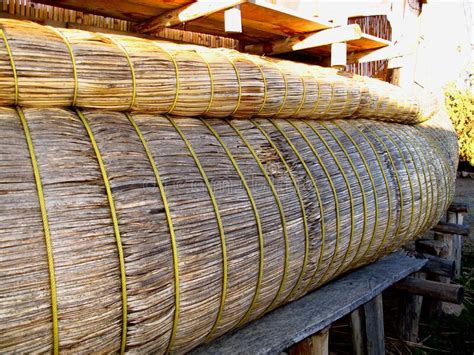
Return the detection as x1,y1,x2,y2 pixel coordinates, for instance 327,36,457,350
432,222,470,236
416,239,449,258
398,272,426,342
447,211,464,278
190,252,425,354
350,307,365,355
364,294,385,355
392,277,464,304
420,254,455,278
447,202,468,213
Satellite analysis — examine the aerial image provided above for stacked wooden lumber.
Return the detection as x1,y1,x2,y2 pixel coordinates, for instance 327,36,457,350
0,19,457,354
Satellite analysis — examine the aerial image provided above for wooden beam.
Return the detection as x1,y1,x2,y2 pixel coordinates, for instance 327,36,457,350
432,222,470,237
349,308,365,355
392,277,464,304
420,253,456,278
245,24,362,55
398,272,426,343
135,0,247,33
289,327,330,355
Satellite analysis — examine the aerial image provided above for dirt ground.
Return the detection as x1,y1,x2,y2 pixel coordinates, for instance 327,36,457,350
453,177,474,253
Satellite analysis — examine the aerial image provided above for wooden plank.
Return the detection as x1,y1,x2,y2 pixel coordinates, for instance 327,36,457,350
392,277,464,304
190,252,426,354
244,24,362,55
364,294,385,355
135,0,246,33
32,0,186,22
416,239,450,258
350,308,365,355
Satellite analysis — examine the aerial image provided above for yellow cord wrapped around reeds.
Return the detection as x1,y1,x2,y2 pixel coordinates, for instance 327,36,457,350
0,106,456,353
0,19,437,122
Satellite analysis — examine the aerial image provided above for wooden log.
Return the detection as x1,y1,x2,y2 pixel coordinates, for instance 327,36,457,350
420,253,455,278
364,294,385,355
135,0,246,33
244,24,362,55
349,307,365,355
398,272,426,342
416,239,449,258
392,277,464,304
432,222,470,236
447,202,468,213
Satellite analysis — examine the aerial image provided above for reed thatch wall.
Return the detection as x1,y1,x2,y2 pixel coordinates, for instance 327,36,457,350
0,106,457,353
0,19,438,123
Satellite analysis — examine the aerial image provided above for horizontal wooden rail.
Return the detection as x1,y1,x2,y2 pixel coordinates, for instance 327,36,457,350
392,277,464,304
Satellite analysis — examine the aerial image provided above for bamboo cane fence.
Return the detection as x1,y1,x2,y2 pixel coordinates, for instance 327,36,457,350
0,19,437,123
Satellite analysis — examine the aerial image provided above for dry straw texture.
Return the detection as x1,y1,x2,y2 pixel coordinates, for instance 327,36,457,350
0,107,457,353
0,19,437,122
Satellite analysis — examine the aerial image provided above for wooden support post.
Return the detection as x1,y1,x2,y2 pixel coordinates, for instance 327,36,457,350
350,308,365,355
447,211,464,278
364,294,385,355
398,272,426,342
224,5,242,33
289,327,330,355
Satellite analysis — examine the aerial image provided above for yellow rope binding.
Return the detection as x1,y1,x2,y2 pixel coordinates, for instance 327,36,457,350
386,126,425,238
252,119,309,302
1,29,19,106
48,27,78,106
17,107,59,355
319,121,367,274
304,120,353,286
200,118,264,328
272,61,289,116
309,68,322,117
365,125,406,254
221,52,242,116
155,43,180,114
227,119,289,313
75,108,127,354
106,35,137,111
377,125,415,251
332,120,377,265
273,119,326,299
193,51,215,115
322,81,335,117
125,113,180,353
291,71,307,117
286,120,338,293
346,121,393,263
245,55,268,116
166,115,227,340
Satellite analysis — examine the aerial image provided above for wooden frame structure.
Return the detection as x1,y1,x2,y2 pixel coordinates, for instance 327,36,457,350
19,0,391,63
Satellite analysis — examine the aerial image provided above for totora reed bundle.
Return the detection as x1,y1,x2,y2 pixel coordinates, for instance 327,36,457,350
0,19,437,123
0,107,457,353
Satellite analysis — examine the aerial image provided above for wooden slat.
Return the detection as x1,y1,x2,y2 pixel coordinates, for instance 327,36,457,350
135,0,246,33
364,294,385,355
245,24,362,55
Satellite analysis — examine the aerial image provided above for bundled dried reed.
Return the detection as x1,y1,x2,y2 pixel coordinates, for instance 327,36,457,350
0,19,437,122
0,107,457,353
